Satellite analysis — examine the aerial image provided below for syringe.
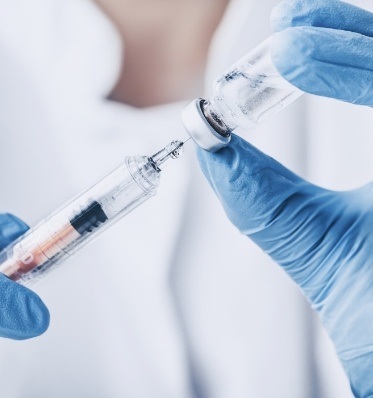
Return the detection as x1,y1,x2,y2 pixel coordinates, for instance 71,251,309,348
0,140,184,286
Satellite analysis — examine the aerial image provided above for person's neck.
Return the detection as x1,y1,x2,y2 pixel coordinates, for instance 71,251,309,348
94,0,229,107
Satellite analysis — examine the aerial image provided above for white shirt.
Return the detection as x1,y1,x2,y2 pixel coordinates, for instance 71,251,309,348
0,0,371,396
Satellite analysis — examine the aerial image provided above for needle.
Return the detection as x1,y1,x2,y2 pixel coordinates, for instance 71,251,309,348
183,136,192,145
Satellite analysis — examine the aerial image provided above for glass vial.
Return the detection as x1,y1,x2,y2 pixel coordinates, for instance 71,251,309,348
182,36,303,152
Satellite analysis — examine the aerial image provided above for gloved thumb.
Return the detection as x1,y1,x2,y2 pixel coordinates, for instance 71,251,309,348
197,135,350,301
197,134,314,239
198,135,373,396
0,213,50,339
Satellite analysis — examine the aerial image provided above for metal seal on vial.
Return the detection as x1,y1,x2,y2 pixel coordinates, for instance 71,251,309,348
181,98,231,153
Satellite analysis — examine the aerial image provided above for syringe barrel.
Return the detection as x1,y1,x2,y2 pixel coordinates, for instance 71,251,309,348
0,155,159,285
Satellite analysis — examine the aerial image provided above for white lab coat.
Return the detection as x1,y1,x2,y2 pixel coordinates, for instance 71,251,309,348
0,0,371,397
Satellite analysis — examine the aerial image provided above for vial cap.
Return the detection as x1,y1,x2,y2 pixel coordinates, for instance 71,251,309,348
181,98,231,153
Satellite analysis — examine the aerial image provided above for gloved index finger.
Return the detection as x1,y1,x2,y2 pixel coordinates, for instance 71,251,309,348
0,213,29,250
271,26,373,106
197,134,307,236
0,274,50,339
271,0,373,38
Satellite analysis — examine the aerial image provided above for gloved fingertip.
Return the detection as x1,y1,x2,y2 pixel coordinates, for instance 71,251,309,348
197,145,229,197
197,135,263,187
23,288,50,339
0,274,50,340
0,213,29,250
270,28,316,90
271,27,370,103
196,134,310,235
270,0,330,32
196,139,237,179
196,145,214,175
270,0,298,32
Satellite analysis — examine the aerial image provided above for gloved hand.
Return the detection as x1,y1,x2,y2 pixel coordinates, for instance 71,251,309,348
270,0,373,106
198,136,373,397
0,213,49,339
198,1,373,396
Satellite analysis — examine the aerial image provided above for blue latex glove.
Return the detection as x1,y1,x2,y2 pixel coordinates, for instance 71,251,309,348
0,213,49,339
198,137,373,397
270,0,373,106
198,1,373,396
